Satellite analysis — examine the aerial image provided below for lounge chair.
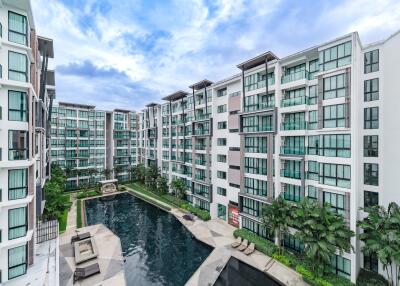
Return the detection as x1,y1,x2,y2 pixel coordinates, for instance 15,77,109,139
71,232,91,244
231,237,242,248
73,263,100,282
243,243,255,255
237,239,249,251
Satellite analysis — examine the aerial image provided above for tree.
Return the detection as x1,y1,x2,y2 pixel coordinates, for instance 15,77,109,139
145,165,159,190
292,199,355,277
358,203,400,286
132,164,146,183
156,176,168,194
170,178,187,199
261,196,292,254
102,168,113,180
43,164,69,220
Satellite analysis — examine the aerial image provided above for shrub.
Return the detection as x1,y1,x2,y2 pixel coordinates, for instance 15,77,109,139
233,229,277,256
77,190,99,199
181,204,211,221
272,253,291,267
356,269,387,286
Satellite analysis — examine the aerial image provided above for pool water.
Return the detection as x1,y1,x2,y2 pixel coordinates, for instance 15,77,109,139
85,192,212,286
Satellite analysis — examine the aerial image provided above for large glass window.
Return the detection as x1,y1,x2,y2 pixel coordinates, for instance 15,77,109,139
308,59,319,79
323,104,346,128
245,136,267,153
307,136,319,155
244,177,268,196
8,207,27,239
320,134,351,157
8,169,27,200
331,255,351,279
242,115,273,132
281,112,306,130
307,161,319,181
364,107,379,129
8,11,27,45
364,49,379,73
364,191,379,208
323,73,346,99
319,41,352,71
217,204,226,220
364,254,378,273
282,136,305,155
323,192,345,216
242,217,270,239
308,110,318,130
364,163,378,186
8,130,28,160
364,135,378,157
8,91,28,121
245,157,267,175
8,244,27,279
320,163,351,189
283,234,304,253
364,78,379,101
282,160,301,179
244,93,275,111
8,51,27,82
308,85,317,105
283,184,302,202
242,198,264,217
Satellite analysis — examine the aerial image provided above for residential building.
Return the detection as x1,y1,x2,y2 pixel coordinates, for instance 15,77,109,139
130,30,400,283
0,0,56,283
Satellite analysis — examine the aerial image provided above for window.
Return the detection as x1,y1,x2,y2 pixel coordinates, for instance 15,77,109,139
364,78,379,101
323,104,346,128
217,171,226,179
242,198,264,217
8,91,28,121
283,184,302,202
245,92,275,111
323,73,346,99
217,138,227,146
323,191,345,216
8,11,27,45
66,109,77,117
307,136,319,155
245,136,267,153
308,110,318,130
319,41,352,71
364,135,378,157
217,204,226,220
218,121,227,129
217,187,226,196
244,177,267,196
282,160,301,179
8,169,27,200
217,154,227,163
217,104,227,113
364,49,379,73
8,207,27,239
307,161,319,181
8,244,27,279
364,107,379,129
320,163,351,189
8,51,27,82
283,234,304,253
282,136,305,155
309,59,319,79
242,217,270,239
331,255,351,279
8,130,28,161
364,191,379,208
364,254,378,273
309,85,317,105
308,186,318,201
364,163,378,186
217,88,227,97
245,157,267,175
242,115,273,132
320,134,351,157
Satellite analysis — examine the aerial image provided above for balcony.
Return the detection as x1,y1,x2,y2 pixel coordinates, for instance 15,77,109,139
281,70,310,84
195,113,210,121
280,122,307,131
195,174,206,181
281,169,301,179
243,101,275,112
280,146,306,155
195,159,206,166
281,96,308,108
195,144,206,151
193,129,210,136
245,78,275,92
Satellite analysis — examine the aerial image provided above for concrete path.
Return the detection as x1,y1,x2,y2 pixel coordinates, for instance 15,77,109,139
66,193,77,231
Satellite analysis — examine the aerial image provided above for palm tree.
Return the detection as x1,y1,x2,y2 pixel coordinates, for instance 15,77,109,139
156,175,168,194
145,165,159,190
261,196,292,254
170,178,186,199
358,202,400,286
293,199,355,277
133,163,146,183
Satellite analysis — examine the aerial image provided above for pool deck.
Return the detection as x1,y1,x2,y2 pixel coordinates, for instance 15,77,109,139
59,224,126,286
171,209,308,286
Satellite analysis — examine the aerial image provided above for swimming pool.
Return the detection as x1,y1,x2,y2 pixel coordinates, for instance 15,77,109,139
85,192,212,286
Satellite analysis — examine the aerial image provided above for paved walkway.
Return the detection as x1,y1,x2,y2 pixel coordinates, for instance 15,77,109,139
66,193,77,231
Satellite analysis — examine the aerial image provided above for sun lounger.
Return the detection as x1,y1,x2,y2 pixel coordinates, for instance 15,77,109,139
231,237,242,248
237,239,249,251
71,232,91,244
244,243,255,255
74,263,100,282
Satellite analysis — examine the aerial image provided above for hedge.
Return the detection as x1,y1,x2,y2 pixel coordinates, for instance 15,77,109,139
356,269,388,286
181,204,211,221
77,199,82,228
77,190,101,199
233,228,277,256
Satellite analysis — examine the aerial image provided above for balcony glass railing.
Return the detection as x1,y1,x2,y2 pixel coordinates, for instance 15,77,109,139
281,169,301,179
195,174,206,181
280,146,305,155
195,113,210,121
195,144,206,150
281,96,308,107
195,159,206,166
194,129,210,136
281,70,310,84
245,78,275,92
281,122,307,131
244,101,275,112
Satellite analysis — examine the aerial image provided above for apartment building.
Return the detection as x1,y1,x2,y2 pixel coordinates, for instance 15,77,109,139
0,0,55,283
132,30,400,282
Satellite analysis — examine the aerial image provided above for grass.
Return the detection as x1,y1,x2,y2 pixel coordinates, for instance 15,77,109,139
77,190,101,199
58,194,71,233
233,228,354,286
124,182,211,221
77,199,82,228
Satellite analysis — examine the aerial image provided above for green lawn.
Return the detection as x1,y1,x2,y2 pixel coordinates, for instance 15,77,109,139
76,190,101,199
58,194,71,233
77,199,82,228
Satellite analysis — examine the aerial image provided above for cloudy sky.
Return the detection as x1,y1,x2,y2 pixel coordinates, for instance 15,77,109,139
32,0,400,111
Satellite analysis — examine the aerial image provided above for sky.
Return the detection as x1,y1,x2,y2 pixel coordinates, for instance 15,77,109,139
31,0,400,111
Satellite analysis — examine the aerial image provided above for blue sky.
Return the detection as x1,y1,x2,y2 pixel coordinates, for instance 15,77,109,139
32,0,400,111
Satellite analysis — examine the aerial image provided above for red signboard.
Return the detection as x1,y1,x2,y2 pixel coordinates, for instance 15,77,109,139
228,204,239,228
